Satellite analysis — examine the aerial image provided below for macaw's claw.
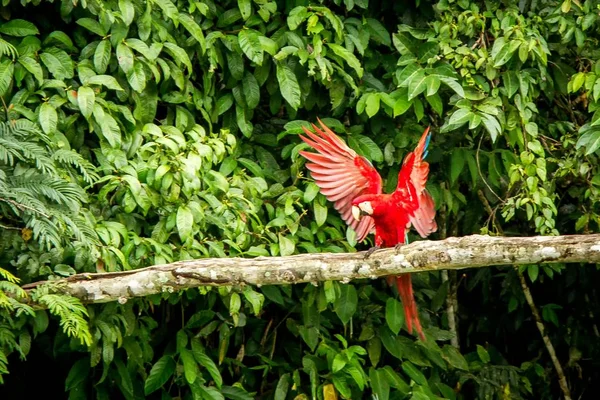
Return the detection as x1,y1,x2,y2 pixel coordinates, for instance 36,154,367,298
364,245,381,259
394,243,405,255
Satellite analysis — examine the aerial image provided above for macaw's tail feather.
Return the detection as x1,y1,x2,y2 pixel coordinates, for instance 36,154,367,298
393,275,426,341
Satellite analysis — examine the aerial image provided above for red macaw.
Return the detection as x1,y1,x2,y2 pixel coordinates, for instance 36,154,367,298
299,119,437,341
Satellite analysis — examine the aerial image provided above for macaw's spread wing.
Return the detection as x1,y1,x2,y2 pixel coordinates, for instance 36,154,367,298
299,119,383,242
398,126,437,238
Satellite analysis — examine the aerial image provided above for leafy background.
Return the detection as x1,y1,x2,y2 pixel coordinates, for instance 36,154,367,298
1,0,600,398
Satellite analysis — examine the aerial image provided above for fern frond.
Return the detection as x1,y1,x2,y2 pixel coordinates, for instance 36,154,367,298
0,267,20,284
0,38,18,60
11,174,85,209
35,293,92,346
25,216,62,250
52,149,100,184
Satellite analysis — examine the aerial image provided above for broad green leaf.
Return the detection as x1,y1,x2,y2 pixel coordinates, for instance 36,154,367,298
0,19,38,36
94,40,111,74
77,86,95,120
366,18,391,46
503,71,519,98
179,13,206,53
180,348,199,384
164,42,193,73
193,350,223,388
119,0,135,26
401,361,427,385
242,72,260,109
276,63,301,109
441,345,469,370
39,103,58,134
127,61,146,93
239,29,264,65
408,70,427,100
40,49,74,79
116,42,134,73
385,298,404,335
86,75,124,91
369,368,390,400
274,374,290,400
177,205,194,242
0,59,14,96
288,6,309,30
480,114,501,142
76,18,107,36
144,356,176,395
450,148,465,184
314,201,327,226
278,233,295,256
327,43,364,77
154,0,179,19
243,287,265,315
238,0,252,20
365,93,380,117
18,56,43,84
476,344,491,363
335,284,357,324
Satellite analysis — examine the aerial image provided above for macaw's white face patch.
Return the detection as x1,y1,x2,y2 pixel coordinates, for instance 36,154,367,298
352,201,373,221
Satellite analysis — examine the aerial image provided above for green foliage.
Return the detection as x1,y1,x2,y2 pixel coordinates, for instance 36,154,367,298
0,0,600,398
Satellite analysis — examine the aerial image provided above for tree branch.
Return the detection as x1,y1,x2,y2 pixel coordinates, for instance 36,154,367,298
21,234,600,305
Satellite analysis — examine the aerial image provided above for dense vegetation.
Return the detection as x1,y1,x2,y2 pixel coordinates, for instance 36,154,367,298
1,0,600,398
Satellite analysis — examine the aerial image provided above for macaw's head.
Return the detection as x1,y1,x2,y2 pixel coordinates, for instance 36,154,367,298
351,195,380,221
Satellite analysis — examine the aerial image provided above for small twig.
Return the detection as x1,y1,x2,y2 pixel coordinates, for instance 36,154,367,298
478,188,570,398
0,223,21,230
0,197,51,219
439,199,459,349
476,135,504,203
517,271,572,400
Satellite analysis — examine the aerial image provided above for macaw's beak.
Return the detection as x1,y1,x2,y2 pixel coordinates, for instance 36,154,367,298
352,205,361,221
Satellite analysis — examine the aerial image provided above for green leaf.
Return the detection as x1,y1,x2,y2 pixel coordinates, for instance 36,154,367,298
76,18,107,36
154,0,179,19
40,49,74,79
242,72,260,109
0,19,39,37
288,6,309,30
119,0,135,25
164,42,193,73
401,361,428,385
193,350,223,388
274,374,290,400
366,18,391,46
86,75,124,91
94,40,112,74
481,114,501,142
365,93,380,117
476,344,491,363
180,348,199,384
385,298,405,335
450,148,465,184
278,233,295,256
408,70,427,100
314,201,327,227
179,13,206,53
442,345,469,370
18,56,43,85
493,39,520,67
116,42,134,74
127,61,146,93
327,43,364,78
77,86,95,120
144,356,176,395
369,368,390,400
177,205,194,242
503,71,519,98
238,0,252,20
243,287,265,315
276,63,301,110
39,103,58,134
239,29,264,65
335,284,357,324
